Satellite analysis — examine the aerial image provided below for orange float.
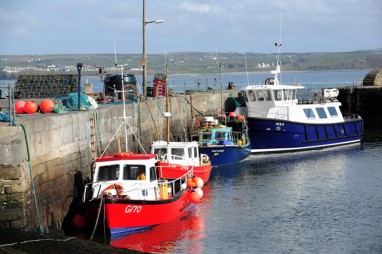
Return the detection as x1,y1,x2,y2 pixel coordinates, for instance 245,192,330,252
14,100,25,114
193,176,204,188
24,100,38,114
229,112,236,117
237,114,245,122
189,191,201,203
72,214,87,229
187,178,196,188
193,187,203,199
39,99,54,113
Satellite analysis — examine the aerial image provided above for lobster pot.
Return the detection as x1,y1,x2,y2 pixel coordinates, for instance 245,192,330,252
14,74,78,99
159,181,168,199
103,74,137,100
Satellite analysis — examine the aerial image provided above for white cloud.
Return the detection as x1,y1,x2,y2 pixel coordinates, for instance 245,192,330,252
0,0,381,54
179,2,211,13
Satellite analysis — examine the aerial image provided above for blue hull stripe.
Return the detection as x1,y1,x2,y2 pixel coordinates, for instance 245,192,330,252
247,118,363,153
199,144,251,167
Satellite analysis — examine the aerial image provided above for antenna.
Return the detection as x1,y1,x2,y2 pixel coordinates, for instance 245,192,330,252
244,53,250,86
114,38,118,66
272,13,282,86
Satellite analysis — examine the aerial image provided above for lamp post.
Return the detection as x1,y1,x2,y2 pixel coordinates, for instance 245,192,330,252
142,0,164,97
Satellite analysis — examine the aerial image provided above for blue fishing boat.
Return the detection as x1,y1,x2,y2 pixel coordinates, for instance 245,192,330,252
236,43,363,153
196,115,251,167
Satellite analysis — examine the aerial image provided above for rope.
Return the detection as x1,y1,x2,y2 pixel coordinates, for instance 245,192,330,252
16,124,44,234
182,95,204,117
90,197,103,241
0,237,76,247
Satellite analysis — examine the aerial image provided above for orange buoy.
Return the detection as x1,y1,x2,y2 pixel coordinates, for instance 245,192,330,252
193,187,203,199
14,100,25,114
193,176,204,188
187,178,196,188
237,114,245,122
39,99,54,113
189,191,201,203
72,214,87,229
229,112,236,117
24,100,38,114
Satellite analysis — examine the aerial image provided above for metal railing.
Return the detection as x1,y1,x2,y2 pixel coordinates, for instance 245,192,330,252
0,82,15,126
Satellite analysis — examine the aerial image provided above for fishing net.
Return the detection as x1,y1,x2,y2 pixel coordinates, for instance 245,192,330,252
56,93,97,111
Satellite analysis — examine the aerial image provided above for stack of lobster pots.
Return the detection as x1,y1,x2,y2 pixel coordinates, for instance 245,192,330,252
14,74,78,99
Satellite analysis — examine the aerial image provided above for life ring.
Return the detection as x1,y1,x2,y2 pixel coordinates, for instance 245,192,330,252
103,184,124,196
202,154,210,164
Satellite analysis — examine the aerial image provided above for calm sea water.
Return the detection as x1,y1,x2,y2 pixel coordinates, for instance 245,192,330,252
82,69,369,93
106,129,382,253
0,69,369,96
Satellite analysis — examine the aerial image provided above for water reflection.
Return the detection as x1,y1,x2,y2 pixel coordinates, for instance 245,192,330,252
72,132,382,253
109,183,212,253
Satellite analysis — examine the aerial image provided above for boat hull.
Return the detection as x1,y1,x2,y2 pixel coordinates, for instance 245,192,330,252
198,143,251,167
157,161,212,184
247,117,363,153
82,190,194,236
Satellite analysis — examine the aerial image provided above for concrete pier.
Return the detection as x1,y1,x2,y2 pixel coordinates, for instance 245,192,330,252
0,91,235,232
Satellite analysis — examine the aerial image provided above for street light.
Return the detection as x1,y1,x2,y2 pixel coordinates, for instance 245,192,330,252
142,0,164,97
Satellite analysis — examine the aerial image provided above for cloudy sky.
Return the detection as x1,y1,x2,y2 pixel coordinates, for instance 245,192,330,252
0,0,381,55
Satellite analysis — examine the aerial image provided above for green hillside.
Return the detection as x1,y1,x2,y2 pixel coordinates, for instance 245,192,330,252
1,50,381,78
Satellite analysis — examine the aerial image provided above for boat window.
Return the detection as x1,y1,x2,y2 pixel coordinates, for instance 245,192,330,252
327,106,338,117
215,131,226,141
242,91,249,102
193,146,198,158
199,132,211,142
123,164,146,180
171,148,184,160
248,90,256,101
273,90,282,101
316,107,328,119
256,90,264,101
97,165,120,181
188,147,192,158
264,90,272,101
303,108,316,119
150,166,156,182
284,90,293,100
153,148,167,158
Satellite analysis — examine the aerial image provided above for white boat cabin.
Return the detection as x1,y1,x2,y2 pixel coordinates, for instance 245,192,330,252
150,141,204,167
240,84,344,124
87,154,160,201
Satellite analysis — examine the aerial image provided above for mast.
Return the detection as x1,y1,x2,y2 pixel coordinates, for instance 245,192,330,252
218,61,225,115
165,63,170,143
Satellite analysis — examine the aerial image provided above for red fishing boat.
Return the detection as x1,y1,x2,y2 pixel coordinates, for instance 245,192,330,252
73,67,206,236
151,141,212,184
78,152,204,236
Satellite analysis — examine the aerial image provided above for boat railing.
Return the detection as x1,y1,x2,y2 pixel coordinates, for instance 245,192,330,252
162,153,187,163
83,170,191,202
343,113,362,120
296,88,340,104
231,130,250,146
157,168,192,198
